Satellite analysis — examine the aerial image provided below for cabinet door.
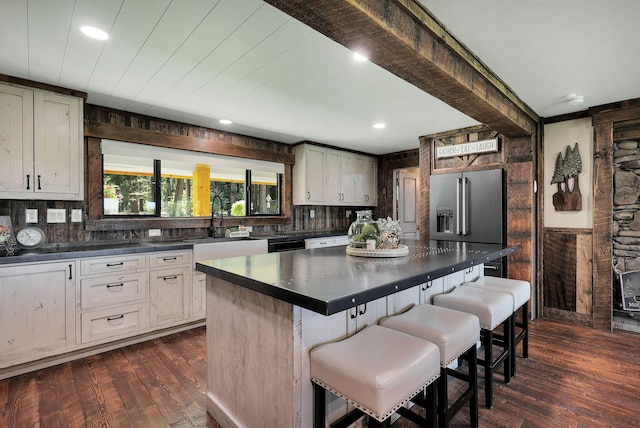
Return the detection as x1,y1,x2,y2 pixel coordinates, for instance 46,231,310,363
339,151,355,203
327,149,355,204
33,91,83,199
420,277,445,304
293,144,326,204
192,271,206,319
149,267,190,327
364,156,377,205
0,261,75,366
325,149,341,203
0,84,33,195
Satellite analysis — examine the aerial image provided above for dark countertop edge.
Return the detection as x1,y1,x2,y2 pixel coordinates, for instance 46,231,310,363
197,244,518,316
0,242,193,265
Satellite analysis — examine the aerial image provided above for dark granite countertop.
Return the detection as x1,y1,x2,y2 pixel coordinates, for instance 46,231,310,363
0,240,194,265
196,240,517,315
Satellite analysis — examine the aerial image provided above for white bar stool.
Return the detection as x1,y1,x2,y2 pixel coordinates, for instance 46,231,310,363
463,276,530,378
432,286,513,409
310,324,441,427
380,304,480,428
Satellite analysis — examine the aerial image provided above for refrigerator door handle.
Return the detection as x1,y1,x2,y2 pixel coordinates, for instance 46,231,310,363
461,177,468,235
456,177,462,234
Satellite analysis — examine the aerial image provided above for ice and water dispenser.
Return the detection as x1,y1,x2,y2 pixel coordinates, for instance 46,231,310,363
435,207,454,234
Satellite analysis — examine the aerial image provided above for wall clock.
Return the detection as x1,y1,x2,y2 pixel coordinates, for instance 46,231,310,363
15,226,47,249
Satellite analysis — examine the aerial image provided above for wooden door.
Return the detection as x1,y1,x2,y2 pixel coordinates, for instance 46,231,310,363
0,84,33,195
395,169,420,239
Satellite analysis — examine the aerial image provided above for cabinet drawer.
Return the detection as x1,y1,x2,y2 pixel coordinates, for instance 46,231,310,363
81,254,146,276
80,272,147,309
81,303,147,344
149,250,190,268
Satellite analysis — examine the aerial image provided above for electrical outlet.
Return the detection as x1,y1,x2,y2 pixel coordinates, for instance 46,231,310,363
25,209,38,223
346,210,352,218
71,209,83,223
310,209,315,218
149,229,162,237
46,208,66,223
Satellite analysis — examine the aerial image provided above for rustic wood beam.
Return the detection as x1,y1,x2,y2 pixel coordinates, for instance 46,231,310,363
85,122,295,164
263,0,539,136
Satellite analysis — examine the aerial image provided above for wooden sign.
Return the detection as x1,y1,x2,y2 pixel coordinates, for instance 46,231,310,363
436,138,498,158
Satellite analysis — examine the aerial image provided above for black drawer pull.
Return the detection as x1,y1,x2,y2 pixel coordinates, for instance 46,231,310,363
106,314,124,322
163,275,178,281
26,174,30,190
37,174,41,190
162,256,177,261
106,283,124,289
106,262,124,268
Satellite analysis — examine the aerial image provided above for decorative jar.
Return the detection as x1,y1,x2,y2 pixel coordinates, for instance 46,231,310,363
348,210,379,248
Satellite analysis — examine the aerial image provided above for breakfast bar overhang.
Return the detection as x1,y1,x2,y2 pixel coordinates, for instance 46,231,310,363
196,240,516,427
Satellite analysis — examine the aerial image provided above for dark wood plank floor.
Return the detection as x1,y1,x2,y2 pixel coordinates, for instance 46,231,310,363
1,318,639,427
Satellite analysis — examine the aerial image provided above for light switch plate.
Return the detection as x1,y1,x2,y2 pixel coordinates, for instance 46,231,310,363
310,209,315,218
25,209,38,223
46,208,66,224
71,209,83,223
148,229,161,237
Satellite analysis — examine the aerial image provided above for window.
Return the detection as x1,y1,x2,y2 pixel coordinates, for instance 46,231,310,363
101,141,283,218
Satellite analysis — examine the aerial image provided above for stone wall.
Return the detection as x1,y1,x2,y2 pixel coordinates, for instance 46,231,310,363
613,139,640,272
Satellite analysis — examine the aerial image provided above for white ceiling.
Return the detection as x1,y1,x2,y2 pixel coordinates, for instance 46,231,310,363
1,0,638,155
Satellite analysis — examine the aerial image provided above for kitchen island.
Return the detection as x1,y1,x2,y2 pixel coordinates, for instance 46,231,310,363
196,240,515,427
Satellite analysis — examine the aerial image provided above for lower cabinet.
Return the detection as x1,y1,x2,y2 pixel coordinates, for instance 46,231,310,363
0,261,75,367
0,248,204,378
149,266,190,327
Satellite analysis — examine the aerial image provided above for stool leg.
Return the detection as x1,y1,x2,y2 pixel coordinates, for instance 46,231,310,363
468,345,479,428
482,329,493,409
437,367,447,428
510,313,517,378
522,303,529,358
313,382,326,428
426,381,437,428
504,317,512,385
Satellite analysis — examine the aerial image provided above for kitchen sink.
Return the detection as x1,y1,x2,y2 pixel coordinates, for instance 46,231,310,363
191,237,268,267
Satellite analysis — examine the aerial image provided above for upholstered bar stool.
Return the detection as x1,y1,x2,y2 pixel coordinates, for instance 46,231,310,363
432,287,513,409
463,277,531,378
380,304,480,428
310,324,441,427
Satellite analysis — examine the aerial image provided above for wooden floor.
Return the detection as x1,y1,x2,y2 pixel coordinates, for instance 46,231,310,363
1,318,639,428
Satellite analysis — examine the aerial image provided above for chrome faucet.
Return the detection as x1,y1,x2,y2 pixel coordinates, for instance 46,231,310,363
210,195,224,238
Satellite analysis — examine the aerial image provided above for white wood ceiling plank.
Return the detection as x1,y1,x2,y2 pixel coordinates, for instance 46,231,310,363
25,0,76,84
58,0,124,91
88,0,172,101
112,1,221,107
0,0,29,77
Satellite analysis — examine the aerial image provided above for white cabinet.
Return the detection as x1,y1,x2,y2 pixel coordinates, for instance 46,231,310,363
192,271,207,319
79,254,148,344
293,144,326,204
326,149,355,204
0,82,83,200
0,261,75,367
293,143,377,206
149,251,191,327
149,266,190,327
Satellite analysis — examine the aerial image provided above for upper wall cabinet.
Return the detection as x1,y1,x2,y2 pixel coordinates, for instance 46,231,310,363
0,82,84,200
292,143,377,207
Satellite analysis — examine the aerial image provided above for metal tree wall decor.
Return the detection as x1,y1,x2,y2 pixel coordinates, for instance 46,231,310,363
551,143,583,211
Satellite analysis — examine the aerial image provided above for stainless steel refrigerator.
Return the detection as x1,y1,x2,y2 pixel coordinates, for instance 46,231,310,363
429,169,504,245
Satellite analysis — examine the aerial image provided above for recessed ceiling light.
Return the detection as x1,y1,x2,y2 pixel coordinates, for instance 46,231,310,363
373,123,386,129
353,52,368,62
81,26,109,40
566,93,584,106
219,119,232,125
